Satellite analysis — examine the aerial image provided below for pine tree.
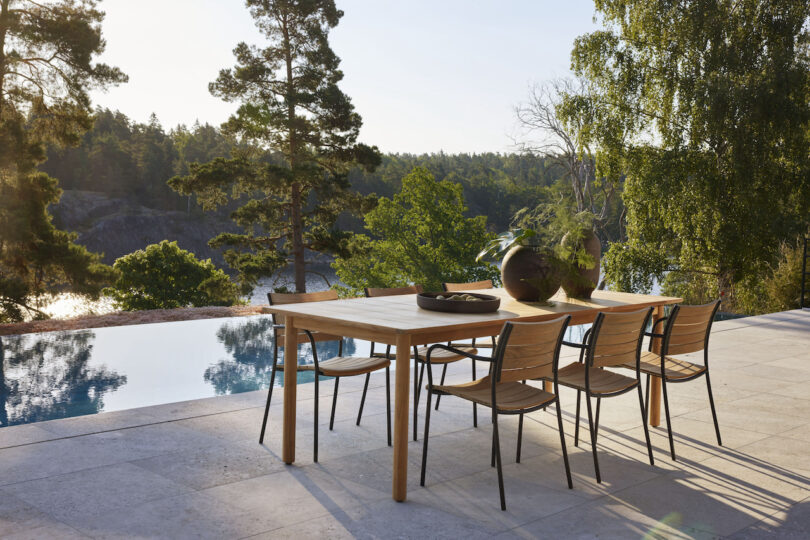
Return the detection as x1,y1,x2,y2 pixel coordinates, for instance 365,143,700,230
169,0,380,293
0,0,127,321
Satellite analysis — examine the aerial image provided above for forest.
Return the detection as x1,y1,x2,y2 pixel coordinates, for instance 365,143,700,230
40,108,567,234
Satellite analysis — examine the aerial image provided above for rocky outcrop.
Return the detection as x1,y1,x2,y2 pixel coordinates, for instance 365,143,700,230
51,190,239,266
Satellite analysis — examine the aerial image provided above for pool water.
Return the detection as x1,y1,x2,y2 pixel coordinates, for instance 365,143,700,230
0,316,591,428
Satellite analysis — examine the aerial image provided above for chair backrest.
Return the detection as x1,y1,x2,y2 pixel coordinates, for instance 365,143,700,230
663,300,721,356
587,308,653,369
442,280,494,292
364,284,424,297
493,316,570,383
267,290,339,325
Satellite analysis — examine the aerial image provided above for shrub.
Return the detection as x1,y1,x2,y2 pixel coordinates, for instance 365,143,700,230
106,241,242,310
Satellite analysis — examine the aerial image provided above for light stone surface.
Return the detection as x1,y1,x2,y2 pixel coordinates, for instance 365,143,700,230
0,309,807,538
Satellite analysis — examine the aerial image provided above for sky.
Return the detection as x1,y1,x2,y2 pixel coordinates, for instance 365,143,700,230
89,0,599,154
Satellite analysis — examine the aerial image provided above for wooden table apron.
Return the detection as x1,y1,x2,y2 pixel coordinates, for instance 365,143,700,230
269,289,680,502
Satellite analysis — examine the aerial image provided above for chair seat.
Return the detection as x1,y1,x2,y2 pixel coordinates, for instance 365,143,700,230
299,356,390,377
621,351,707,380
555,362,638,395
414,345,478,364
435,377,555,412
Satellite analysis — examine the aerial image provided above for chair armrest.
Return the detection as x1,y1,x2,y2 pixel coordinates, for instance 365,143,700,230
562,340,588,349
425,343,493,363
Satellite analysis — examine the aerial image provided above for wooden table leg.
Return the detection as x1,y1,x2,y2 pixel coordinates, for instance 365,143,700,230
282,316,298,464
393,333,411,502
648,305,664,427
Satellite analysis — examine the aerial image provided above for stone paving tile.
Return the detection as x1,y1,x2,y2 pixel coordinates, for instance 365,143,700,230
36,408,162,438
2,462,192,530
72,490,284,540
0,424,58,449
131,439,288,490
0,521,91,539
0,491,65,537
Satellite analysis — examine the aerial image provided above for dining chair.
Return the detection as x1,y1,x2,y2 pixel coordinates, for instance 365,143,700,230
440,280,498,411
557,307,655,483
619,300,722,461
420,316,574,511
364,285,479,441
259,290,391,462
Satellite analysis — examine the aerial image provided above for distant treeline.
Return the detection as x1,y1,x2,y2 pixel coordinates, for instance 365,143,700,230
41,109,567,232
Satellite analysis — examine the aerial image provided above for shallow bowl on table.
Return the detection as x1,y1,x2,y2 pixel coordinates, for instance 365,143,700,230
416,292,501,313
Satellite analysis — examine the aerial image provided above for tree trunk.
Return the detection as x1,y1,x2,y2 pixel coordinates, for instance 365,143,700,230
282,13,306,293
290,183,306,292
0,0,9,117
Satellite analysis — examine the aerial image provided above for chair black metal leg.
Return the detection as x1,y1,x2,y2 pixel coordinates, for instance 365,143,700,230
385,366,392,446
554,396,573,489
661,377,676,460
574,389,582,447
420,386,433,486
329,377,340,431
413,357,420,441
493,411,506,511
472,359,478,428
638,384,655,467
434,363,448,410
314,373,319,463
417,361,426,405
357,372,371,426
644,374,651,421
259,347,278,444
516,413,524,463
585,393,601,483
705,370,722,446
594,396,601,443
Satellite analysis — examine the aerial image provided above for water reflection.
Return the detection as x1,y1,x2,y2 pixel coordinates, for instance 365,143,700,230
205,318,357,395
0,331,127,427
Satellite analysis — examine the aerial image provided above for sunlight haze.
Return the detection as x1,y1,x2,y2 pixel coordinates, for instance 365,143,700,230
90,0,598,153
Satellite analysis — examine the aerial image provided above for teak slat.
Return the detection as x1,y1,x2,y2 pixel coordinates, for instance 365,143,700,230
666,339,706,356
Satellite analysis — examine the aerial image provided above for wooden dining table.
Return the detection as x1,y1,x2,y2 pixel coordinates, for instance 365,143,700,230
265,288,681,502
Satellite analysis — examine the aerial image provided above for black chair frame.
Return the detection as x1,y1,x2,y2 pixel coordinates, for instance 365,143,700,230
420,318,574,511
258,317,391,463
561,309,655,483
642,301,722,461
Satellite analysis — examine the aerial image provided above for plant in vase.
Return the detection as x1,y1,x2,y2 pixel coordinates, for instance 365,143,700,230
477,229,565,303
557,212,601,299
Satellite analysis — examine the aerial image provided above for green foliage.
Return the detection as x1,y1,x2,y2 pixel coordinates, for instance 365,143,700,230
332,167,500,295
41,110,240,211
567,0,810,310
105,241,242,311
476,229,537,261
170,0,381,293
735,237,807,315
0,170,116,322
0,0,126,322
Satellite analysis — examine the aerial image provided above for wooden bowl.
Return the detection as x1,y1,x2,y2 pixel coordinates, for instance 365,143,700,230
416,292,501,313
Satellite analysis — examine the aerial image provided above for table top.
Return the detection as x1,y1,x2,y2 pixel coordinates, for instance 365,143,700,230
265,288,681,336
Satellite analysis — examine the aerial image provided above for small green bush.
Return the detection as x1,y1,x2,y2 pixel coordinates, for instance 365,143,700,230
106,241,243,310
734,237,806,315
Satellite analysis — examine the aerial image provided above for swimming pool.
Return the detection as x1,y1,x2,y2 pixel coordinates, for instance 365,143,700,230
0,316,365,428
0,316,591,428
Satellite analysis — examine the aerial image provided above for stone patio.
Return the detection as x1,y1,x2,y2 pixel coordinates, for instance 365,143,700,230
0,310,808,539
